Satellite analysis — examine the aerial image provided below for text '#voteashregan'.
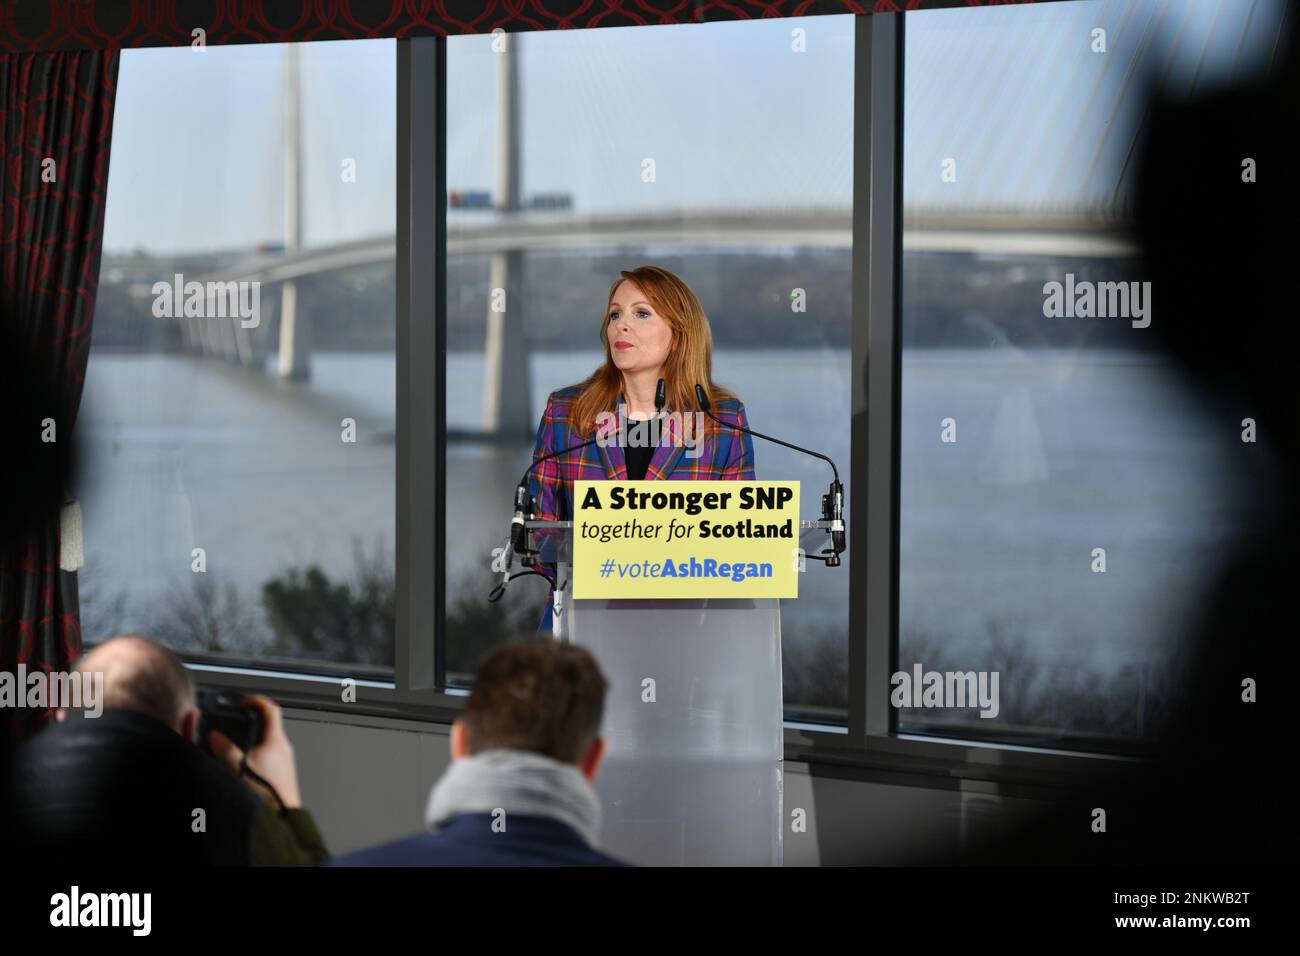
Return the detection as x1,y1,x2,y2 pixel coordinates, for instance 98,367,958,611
597,556,774,583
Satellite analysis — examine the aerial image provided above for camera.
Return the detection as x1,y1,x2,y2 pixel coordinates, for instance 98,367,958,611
197,690,264,754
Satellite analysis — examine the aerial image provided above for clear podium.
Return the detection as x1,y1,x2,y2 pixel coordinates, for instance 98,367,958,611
527,521,784,866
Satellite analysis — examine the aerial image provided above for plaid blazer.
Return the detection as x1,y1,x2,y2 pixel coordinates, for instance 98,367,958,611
528,384,756,523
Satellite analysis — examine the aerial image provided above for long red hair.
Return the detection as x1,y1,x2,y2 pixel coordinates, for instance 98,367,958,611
568,266,738,435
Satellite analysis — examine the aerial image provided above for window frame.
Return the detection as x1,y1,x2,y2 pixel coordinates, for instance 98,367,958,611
188,12,1141,789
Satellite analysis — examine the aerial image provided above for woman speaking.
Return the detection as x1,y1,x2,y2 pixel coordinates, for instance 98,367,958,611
528,265,755,530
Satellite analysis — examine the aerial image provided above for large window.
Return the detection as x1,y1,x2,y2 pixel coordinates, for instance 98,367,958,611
442,18,855,722
83,40,397,673
897,0,1285,751
80,1,1293,767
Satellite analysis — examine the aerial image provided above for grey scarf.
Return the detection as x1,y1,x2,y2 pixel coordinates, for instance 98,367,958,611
425,748,603,848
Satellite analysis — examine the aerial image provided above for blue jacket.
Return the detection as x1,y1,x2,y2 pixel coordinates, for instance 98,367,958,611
329,812,629,867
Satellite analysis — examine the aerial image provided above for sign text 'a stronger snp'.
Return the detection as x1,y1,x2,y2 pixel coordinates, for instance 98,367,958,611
572,480,800,599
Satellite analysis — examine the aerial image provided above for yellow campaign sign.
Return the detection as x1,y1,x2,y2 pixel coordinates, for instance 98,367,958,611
572,480,800,599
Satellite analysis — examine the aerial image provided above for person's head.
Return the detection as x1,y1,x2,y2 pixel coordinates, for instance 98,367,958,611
570,265,737,433
59,635,200,743
450,638,609,783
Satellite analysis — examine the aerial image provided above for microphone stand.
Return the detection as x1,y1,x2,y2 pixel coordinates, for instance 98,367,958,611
489,437,597,604
694,383,845,566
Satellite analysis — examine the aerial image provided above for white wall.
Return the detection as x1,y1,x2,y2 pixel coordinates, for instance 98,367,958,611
285,710,1047,865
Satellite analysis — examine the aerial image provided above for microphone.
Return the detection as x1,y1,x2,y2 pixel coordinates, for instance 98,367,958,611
510,433,599,557
694,383,845,565
654,377,666,413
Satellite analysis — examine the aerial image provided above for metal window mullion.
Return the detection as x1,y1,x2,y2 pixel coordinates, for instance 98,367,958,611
396,37,445,697
850,11,903,744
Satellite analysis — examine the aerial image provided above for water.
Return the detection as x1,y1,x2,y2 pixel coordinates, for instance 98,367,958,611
76,348,1247,707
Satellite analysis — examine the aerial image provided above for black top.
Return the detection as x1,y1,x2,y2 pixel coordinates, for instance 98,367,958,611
624,417,655,480
625,442,653,480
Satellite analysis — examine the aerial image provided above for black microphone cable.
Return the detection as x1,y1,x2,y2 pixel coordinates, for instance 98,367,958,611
694,383,845,564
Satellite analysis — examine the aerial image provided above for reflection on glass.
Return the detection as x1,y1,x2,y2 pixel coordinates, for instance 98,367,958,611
84,40,397,673
899,0,1284,750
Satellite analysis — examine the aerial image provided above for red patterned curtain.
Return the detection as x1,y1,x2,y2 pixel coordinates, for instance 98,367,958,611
0,49,119,741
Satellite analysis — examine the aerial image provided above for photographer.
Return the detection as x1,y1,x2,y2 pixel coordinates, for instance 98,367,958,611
7,634,329,866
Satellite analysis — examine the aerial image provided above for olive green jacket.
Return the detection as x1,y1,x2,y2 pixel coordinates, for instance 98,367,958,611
249,805,331,866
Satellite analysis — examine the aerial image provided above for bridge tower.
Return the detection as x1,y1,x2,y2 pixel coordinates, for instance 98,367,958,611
481,32,533,438
278,44,311,380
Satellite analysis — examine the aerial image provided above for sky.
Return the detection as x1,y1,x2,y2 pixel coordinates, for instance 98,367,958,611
102,0,1285,255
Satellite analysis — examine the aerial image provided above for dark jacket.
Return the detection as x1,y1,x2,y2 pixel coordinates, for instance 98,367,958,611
7,708,328,866
329,812,629,867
